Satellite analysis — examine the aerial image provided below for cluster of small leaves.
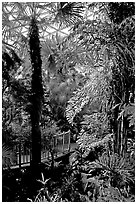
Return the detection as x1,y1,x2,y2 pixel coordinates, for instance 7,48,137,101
41,120,61,151
77,132,112,159
2,46,33,159
97,186,134,202
62,19,113,69
2,46,31,106
66,73,100,124
127,138,135,159
76,102,110,154
64,13,115,125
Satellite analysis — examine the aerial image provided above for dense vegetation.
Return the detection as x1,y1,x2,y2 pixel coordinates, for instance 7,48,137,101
2,2,135,202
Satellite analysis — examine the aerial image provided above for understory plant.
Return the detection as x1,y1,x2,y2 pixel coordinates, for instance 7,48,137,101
27,173,51,202
68,149,135,202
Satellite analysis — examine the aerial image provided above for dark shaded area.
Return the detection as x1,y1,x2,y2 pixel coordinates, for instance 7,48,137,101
3,160,69,202
108,2,135,24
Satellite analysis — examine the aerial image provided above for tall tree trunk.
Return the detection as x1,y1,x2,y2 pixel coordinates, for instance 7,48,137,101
29,17,43,168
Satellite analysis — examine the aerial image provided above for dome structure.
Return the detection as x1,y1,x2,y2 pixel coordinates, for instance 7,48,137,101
2,2,94,55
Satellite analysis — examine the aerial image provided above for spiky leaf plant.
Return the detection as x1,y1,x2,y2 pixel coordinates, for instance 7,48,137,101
91,152,134,190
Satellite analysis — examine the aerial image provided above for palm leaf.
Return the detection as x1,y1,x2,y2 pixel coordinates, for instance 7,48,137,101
93,152,134,186
54,2,84,26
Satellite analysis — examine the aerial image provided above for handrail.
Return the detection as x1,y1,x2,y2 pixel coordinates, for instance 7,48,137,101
54,130,70,152
8,130,71,169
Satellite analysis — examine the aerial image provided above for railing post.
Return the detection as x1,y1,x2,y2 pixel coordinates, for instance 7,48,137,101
62,133,64,153
19,142,21,169
15,144,18,165
23,144,25,163
29,146,32,163
54,137,57,157
26,147,28,163
48,150,50,160
68,131,71,151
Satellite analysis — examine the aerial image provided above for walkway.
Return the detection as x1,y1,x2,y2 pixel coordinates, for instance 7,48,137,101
6,131,77,169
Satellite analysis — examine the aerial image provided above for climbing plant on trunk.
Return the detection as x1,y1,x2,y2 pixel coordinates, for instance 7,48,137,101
29,17,44,167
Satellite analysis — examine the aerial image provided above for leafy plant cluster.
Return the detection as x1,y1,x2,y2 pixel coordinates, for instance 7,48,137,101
65,2,135,155
2,45,32,167
53,2,135,202
2,2,135,202
30,143,134,202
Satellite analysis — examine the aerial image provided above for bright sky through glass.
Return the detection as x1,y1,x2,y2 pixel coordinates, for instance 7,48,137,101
2,2,95,53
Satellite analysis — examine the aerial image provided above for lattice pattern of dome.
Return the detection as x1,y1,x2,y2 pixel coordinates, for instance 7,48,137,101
2,2,95,51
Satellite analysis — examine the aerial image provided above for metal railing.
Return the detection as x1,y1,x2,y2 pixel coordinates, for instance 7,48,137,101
10,131,71,168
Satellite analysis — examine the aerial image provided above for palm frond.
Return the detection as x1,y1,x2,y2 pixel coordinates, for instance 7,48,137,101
54,3,84,27
92,152,134,186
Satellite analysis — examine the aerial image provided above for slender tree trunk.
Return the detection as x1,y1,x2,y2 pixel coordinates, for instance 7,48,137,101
111,67,130,156
111,67,122,155
29,17,43,169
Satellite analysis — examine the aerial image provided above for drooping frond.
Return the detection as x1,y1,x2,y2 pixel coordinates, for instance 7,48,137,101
54,2,84,26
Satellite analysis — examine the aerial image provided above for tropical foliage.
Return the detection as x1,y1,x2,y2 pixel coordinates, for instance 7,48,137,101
2,2,135,202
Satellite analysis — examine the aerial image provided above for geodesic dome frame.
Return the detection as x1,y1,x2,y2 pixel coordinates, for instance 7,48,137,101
2,2,95,54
